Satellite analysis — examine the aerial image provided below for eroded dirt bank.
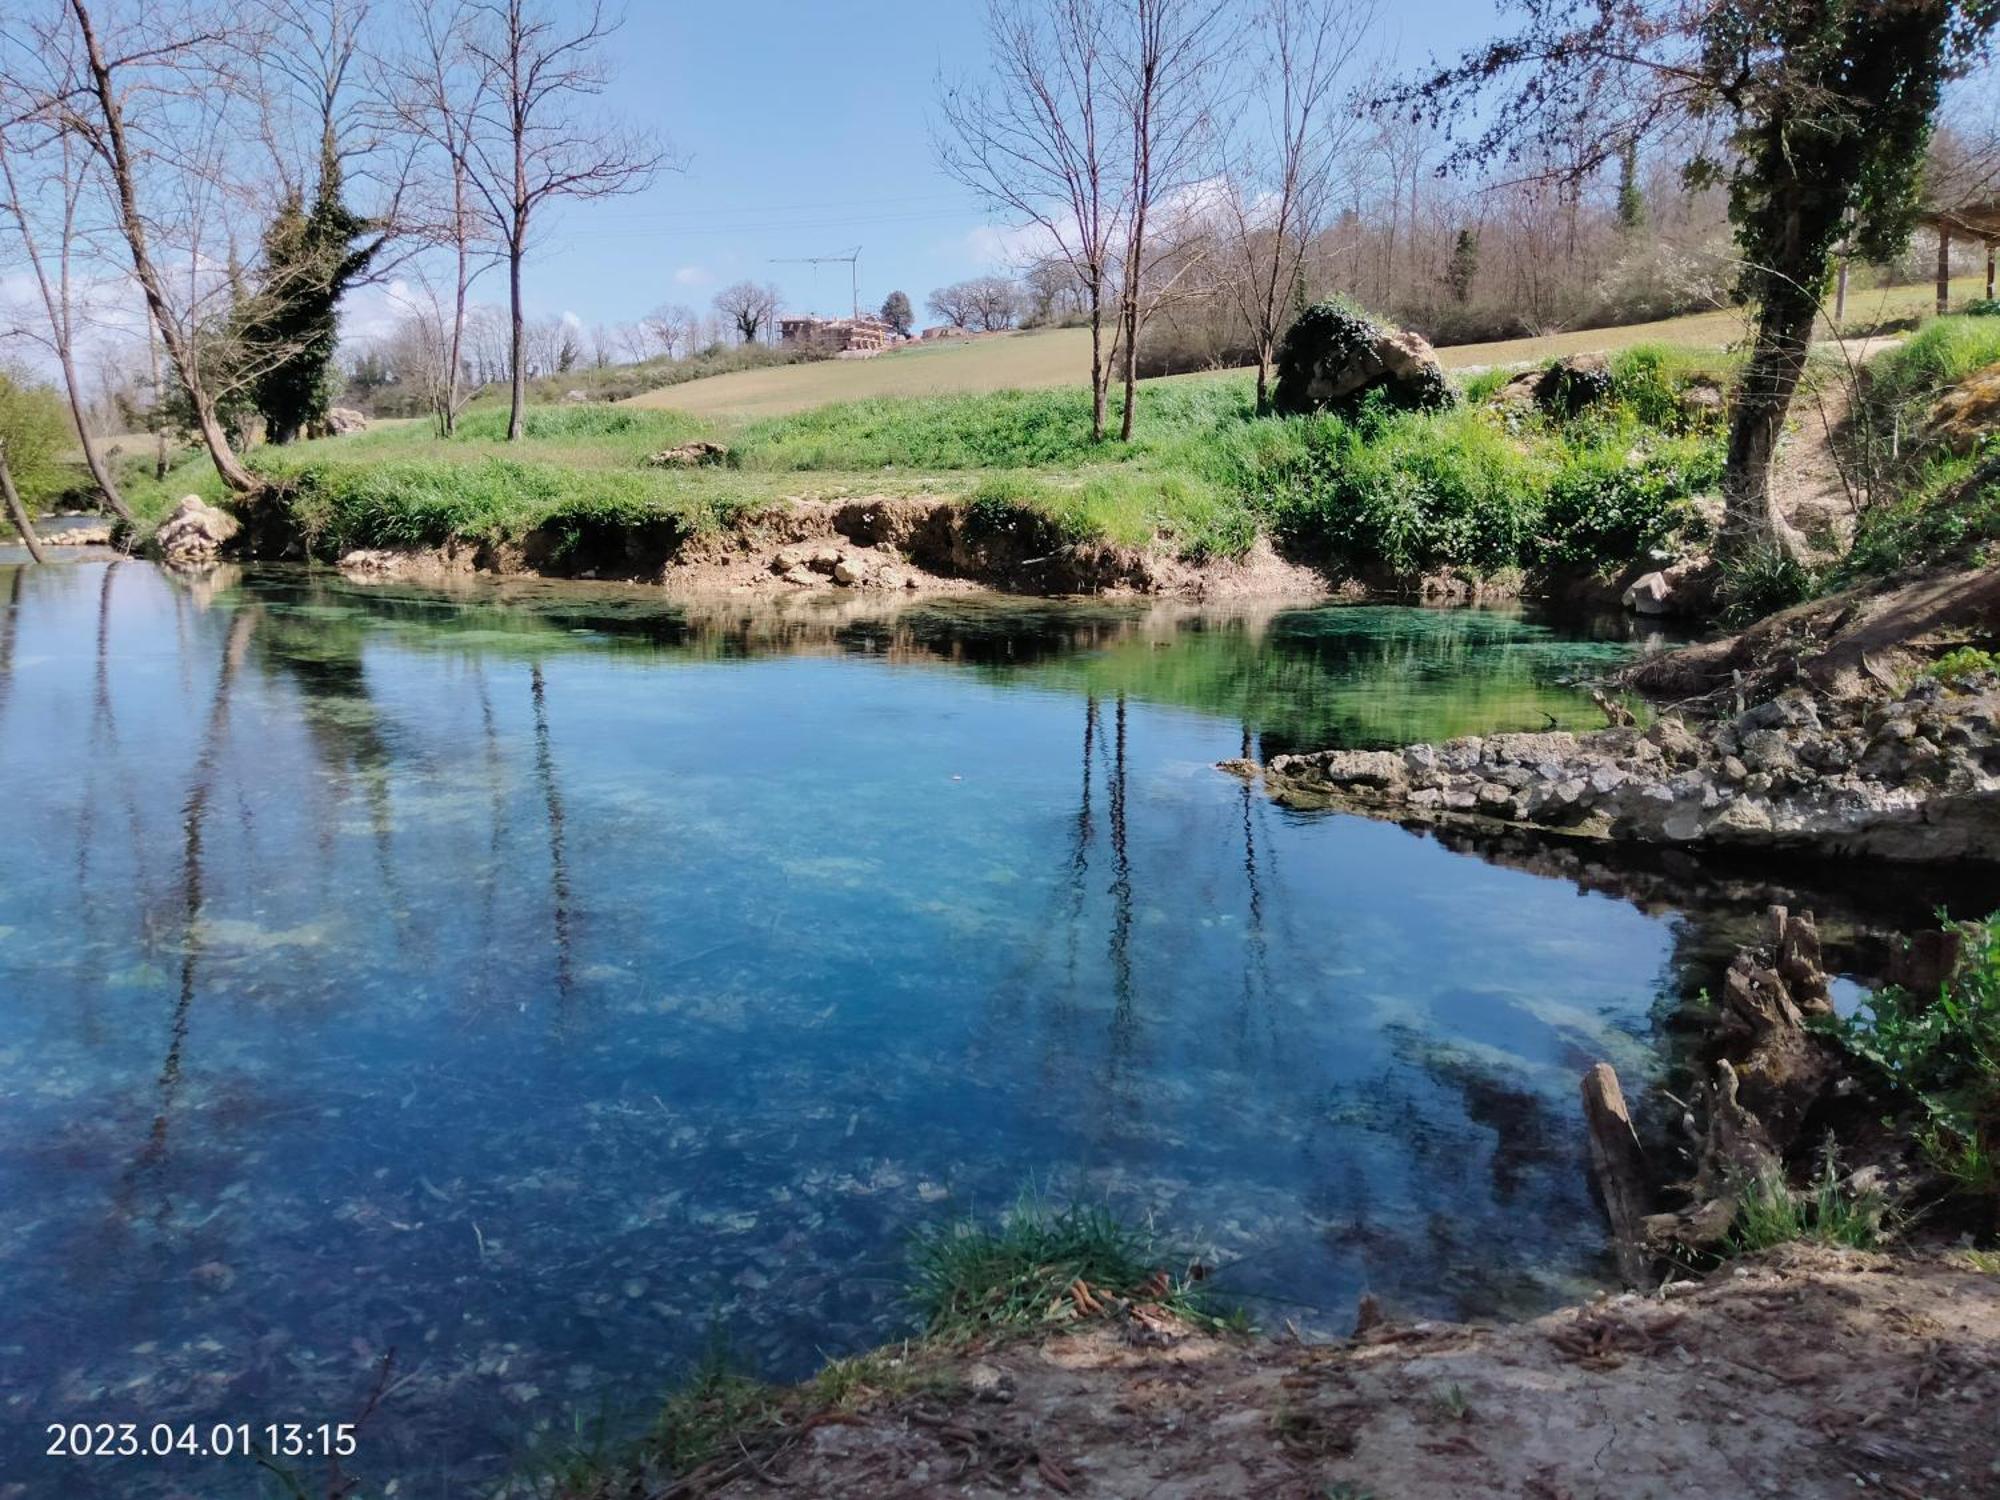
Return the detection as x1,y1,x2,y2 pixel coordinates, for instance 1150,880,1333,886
666,1249,1998,1500
156,492,1546,603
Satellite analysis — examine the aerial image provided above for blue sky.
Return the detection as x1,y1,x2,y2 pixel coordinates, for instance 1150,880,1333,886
513,0,1488,328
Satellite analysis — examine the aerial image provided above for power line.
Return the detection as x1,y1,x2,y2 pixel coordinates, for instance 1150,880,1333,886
770,246,861,320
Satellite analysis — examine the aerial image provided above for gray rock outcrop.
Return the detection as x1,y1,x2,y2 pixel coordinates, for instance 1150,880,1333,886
1259,674,2000,862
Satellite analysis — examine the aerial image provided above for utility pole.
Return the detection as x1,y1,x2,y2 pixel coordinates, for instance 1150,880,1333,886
770,246,861,319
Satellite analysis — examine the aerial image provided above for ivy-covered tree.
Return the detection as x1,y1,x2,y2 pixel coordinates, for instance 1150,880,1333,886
1444,228,1480,304
240,140,379,444
879,289,914,335
1614,141,1645,233
1399,0,1999,558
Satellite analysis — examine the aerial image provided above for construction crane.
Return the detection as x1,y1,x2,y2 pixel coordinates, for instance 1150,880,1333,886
770,246,861,320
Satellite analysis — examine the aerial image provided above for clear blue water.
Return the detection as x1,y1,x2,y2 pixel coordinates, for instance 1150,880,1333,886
1,559,1682,1495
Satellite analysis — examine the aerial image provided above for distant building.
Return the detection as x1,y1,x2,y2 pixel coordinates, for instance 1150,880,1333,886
778,315,895,354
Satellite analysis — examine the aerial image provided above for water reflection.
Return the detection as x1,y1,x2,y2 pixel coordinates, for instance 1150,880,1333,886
0,562,1977,1498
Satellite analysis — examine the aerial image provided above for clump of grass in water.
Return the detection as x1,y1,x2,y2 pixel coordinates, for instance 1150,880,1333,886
908,1196,1218,1338
1729,1148,1889,1253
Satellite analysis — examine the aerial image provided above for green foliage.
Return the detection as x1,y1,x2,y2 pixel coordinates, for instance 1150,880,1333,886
451,405,705,444
1836,916,2000,1200
1605,343,1735,433
1845,319,2000,576
648,1340,781,1477
1538,437,1722,571
907,1197,1204,1338
1717,544,1824,625
1256,406,1547,576
1929,647,1999,684
1867,315,2000,409
879,290,914,336
240,147,377,443
1963,298,2000,317
1445,229,1479,304
1272,299,1453,417
0,370,73,510
1729,1150,1888,1253
1615,141,1646,233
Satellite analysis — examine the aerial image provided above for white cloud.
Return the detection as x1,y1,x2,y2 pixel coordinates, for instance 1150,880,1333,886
963,221,1058,269
672,264,711,287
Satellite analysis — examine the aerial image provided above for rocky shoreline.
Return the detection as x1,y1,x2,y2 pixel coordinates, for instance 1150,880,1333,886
1250,670,2000,862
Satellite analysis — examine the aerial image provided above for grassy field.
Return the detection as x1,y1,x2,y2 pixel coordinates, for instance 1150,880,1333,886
623,277,1979,421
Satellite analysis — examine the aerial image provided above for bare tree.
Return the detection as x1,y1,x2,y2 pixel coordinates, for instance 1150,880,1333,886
55,0,260,493
1220,0,1372,408
641,300,694,358
386,0,501,435
0,116,136,522
712,279,778,345
460,0,667,441
939,0,1122,439
1110,0,1229,439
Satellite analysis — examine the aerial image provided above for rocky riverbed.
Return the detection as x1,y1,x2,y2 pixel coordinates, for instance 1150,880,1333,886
1248,670,2000,863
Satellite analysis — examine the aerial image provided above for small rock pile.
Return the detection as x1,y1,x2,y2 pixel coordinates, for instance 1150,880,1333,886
771,542,916,590
152,495,240,569
1259,673,2000,861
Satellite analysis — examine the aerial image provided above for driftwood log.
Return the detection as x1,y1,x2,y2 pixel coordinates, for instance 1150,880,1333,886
1584,906,1854,1270
1580,1063,1653,1286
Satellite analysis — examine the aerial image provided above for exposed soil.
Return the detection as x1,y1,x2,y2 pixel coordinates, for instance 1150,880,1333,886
329,496,1336,602
688,1248,1999,1500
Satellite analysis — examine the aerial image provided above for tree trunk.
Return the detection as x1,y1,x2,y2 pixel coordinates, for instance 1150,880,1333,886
68,0,257,496
147,321,168,480
0,138,134,524
1088,292,1107,442
1721,286,1819,556
0,446,49,564
506,236,526,442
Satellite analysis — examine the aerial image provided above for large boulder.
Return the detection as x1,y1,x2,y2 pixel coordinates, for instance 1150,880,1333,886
324,406,368,436
1272,301,1452,417
152,495,240,568
1492,354,1613,418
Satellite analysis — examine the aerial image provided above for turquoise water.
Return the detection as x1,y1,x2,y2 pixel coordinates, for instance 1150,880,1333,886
2,560,1677,1495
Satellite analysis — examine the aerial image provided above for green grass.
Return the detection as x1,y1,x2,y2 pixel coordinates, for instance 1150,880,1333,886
1843,316,2000,578
1729,1150,1889,1252
907,1195,1220,1339
114,346,1737,584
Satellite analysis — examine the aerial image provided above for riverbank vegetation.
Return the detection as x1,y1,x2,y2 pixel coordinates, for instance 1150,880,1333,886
122,342,1733,588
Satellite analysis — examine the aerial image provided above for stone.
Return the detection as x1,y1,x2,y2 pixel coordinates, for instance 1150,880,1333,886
642,440,729,468
831,558,866,586
1622,571,1674,616
324,406,368,435
152,495,240,568
1493,354,1613,419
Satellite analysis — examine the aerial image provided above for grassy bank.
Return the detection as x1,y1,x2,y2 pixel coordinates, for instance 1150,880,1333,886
1844,313,2000,578
128,343,1733,587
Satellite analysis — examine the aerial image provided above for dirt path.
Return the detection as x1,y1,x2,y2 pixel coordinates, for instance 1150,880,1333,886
703,1248,1998,1500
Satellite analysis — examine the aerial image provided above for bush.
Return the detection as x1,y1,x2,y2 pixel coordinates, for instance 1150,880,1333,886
1835,915,2000,1201
1272,300,1453,418
0,370,75,513
1717,544,1825,624
1538,437,1723,572
1257,406,1545,575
